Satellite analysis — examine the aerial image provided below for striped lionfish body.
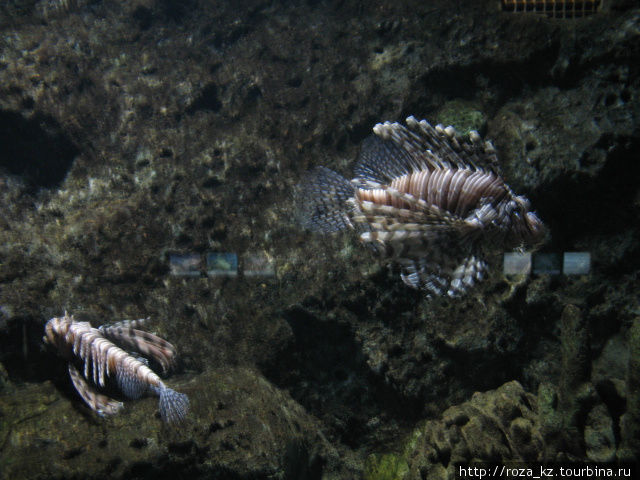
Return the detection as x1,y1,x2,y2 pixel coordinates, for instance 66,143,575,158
296,116,545,297
43,312,189,423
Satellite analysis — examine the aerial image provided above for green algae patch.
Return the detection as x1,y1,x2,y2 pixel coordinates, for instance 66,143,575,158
435,100,486,137
364,452,409,480
402,426,423,458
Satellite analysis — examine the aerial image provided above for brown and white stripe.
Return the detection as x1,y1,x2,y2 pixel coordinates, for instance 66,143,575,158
296,116,546,297
44,312,189,423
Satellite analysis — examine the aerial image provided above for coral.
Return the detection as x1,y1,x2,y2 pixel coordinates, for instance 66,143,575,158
584,403,616,462
557,304,593,434
538,305,598,458
401,381,544,477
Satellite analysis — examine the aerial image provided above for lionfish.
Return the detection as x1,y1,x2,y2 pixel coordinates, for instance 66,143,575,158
296,116,545,297
43,312,189,423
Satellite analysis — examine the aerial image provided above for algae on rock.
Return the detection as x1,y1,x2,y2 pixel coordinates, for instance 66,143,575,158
364,452,410,480
396,381,543,479
435,100,486,137
0,367,345,479
539,305,596,459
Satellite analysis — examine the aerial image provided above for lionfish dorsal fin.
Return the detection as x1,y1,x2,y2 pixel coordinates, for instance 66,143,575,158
354,135,420,184
101,318,150,330
408,116,500,172
356,117,499,184
99,321,177,373
68,363,123,416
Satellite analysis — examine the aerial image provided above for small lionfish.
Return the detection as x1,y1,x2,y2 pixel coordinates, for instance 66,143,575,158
43,312,189,423
296,116,545,297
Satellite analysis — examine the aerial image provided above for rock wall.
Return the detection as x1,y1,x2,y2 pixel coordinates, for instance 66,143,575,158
1,0,639,477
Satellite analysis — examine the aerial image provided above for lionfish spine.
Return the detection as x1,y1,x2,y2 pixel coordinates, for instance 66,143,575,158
99,319,176,373
100,317,150,331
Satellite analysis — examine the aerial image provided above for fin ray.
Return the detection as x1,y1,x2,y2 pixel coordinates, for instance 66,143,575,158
68,364,123,416
399,255,488,297
99,323,177,373
156,386,189,424
354,135,418,184
295,166,354,233
116,365,148,399
372,117,500,174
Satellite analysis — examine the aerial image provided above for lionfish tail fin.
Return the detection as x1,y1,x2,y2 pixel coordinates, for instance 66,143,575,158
157,386,189,424
295,166,354,232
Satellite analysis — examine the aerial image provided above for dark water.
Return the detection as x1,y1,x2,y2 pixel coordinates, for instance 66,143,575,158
0,0,639,478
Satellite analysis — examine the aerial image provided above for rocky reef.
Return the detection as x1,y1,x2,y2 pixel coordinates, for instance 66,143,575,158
1,0,639,478
1,367,351,478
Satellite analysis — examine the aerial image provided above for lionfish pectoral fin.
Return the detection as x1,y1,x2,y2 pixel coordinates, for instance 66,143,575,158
68,364,123,416
400,267,421,289
399,259,449,297
295,166,354,233
394,204,465,231
447,256,488,297
99,325,177,373
355,184,468,234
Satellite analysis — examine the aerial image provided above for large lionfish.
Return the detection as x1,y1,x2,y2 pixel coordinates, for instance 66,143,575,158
296,116,545,297
43,312,189,423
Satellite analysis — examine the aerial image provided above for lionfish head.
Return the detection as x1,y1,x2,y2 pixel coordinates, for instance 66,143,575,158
43,312,74,349
509,196,546,248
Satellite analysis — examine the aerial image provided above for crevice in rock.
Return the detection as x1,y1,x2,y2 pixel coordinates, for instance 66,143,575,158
405,41,562,115
260,305,422,449
0,109,79,190
0,315,61,383
534,134,640,253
